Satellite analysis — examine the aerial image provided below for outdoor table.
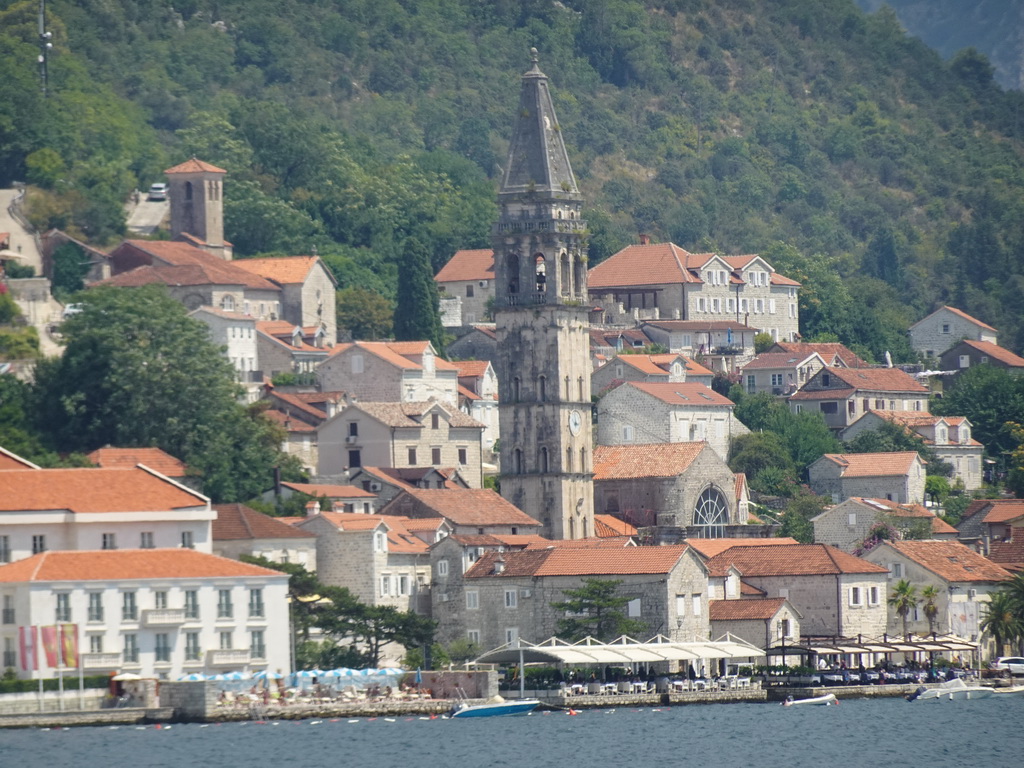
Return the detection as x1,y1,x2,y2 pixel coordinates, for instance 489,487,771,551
692,679,708,691
670,680,688,692
601,683,617,695
570,683,585,695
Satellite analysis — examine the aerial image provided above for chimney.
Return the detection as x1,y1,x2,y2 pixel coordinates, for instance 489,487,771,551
493,555,505,575
639,233,651,245
332,500,346,513
305,500,320,517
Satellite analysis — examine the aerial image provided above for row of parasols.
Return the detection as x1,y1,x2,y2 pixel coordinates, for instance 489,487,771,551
177,668,406,683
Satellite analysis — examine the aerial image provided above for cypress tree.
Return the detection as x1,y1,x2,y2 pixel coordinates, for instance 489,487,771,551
393,238,444,354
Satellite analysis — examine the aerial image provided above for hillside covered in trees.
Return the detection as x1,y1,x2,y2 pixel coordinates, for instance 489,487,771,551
2,0,1024,359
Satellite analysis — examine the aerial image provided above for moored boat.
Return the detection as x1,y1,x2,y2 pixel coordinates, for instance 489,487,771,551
448,697,540,718
990,685,1024,697
782,693,837,707
907,678,994,701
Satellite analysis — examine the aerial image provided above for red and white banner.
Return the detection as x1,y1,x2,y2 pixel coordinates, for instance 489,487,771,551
40,625,59,668
18,625,38,671
60,623,79,668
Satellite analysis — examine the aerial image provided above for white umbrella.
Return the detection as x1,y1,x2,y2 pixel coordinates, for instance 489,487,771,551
113,672,144,681
253,670,283,680
0,249,24,261
293,669,322,679
177,673,206,681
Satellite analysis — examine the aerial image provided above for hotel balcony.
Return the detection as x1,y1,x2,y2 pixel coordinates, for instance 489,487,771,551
207,648,251,667
142,608,186,627
82,652,122,671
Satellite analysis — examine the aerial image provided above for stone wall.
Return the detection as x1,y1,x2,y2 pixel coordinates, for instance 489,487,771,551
910,310,996,358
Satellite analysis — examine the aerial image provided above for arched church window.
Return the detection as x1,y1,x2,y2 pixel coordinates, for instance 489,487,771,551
508,253,520,294
534,255,547,293
573,252,585,296
540,447,549,473
538,375,546,402
513,449,523,474
220,295,235,311
512,377,521,402
693,487,728,539
185,181,193,201
560,251,570,296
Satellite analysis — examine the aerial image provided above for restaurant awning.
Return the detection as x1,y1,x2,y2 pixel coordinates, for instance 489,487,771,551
473,634,765,666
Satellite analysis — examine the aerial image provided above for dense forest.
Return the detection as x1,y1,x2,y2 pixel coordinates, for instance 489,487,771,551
2,0,1024,360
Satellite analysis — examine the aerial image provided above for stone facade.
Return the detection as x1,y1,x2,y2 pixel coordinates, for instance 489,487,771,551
640,320,758,374
939,339,1024,377
316,341,459,405
909,306,998,359
788,367,930,431
189,308,261,399
811,498,954,553
807,452,927,505
435,249,495,328
165,158,228,259
740,351,826,397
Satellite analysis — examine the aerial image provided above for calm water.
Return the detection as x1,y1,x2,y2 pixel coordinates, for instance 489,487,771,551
5,697,1023,768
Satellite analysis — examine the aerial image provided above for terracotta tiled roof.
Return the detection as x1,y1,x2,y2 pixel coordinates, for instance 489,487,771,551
589,243,703,289
352,401,483,429
684,538,799,559
710,597,789,621
594,514,638,537
0,446,40,470
705,544,888,576
304,512,437,553
164,158,226,174
771,342,869,369
787,387,857,401
328,341,450,371
847,498,959,535
435,249,495,282
354,467,416,491
911,306,997,334
110,241,279,291
268,391,328,421
212,503,316,541
465,545,690,578
456,361,491,378
884,540,1013,583
87,447,188,477
623,381,734,407
264,410,315,432
537,536,636,548
470,325,496,339
643,320,757,333
958,339,1024,367
388,488,539,528
280,482,375,499
987,540,1024,570
742,351,822,371
769,273,801,287
593,442,707,480
679,356,714,377
822,367,929,393
818,452,922,478
740,581,766,596
983,501,1024,524
0,468,207,513
610,355,671,376
233,256,326,286
0,549,282,583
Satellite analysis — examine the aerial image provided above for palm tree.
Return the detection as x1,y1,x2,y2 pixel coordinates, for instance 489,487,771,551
888,579,918,638
980,592,1024,658
920,585,940,636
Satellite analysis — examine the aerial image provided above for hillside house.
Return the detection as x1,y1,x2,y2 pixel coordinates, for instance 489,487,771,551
807,452,927,505
435,249,495,328
378,488,541,537
766,341,870,369
231,256,337,342
956,500,1024,546
316,341,459,405
640,320,758,373
812,497,958,554
788,367,929,431
909,306,998,359
740,351,827,396
211,503,317,569
939,339,1024,377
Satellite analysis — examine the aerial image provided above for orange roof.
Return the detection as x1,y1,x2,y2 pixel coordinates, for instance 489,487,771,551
685,537,799,559
625,381,735,407
610,355,672,376
710,597,789,621
0,446,39,470
771,342,869,369
593,442,707,480
306,512,436,554
0,468,207,513
164,157,226,174
705,544,888,576
594,514,638,538
212,503,316,540
958,339,1024,367
911,306,997,334
883,540,1013,583
280,482,375,499
677,356,714,377
818,452,922,478
385,488,539,528
465,545,690,578
87,447,188,477
456,360,491,378
233,256,327,286
0,549,283,583
983,501,1024,524
824,367,928,393
435,249,495,282
988,540,1024,570
109,241,279,291
264,410,316,432
742,351,823,371
588,243,704,288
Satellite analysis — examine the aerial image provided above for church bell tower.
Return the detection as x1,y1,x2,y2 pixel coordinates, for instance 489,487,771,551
493,49,594,540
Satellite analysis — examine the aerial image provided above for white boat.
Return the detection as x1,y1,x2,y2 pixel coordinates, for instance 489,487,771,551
782,693,837,707
991,685,1024,696
908,678,995,701
447,696,540,718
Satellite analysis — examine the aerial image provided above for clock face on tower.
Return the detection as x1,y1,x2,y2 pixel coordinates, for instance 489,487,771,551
568,409,583,436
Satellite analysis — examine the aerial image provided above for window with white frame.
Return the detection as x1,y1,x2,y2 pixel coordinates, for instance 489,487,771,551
0,535,9,564
88,593,103,622
184,632,201,661
184,590,199,619
868,586,880,606
771,373,784,386
122,592,137,621
623,425,634,441
374,532,387,552
380,575,392,597
140,532,154,549
102,533,117,550
251,630,266,659
711,298,721,313
676,595,687,617
124,634,139,663
849,587,863,606
398,574,409,595
154,591,168,610
217,589,233,619
437,560,449,577
56,593,71,622
89,635,103,654
505,589,518,609
468,630,481,644
769,299,776,314
505,627,519,644
155,633,171,663
890,563,902,579
249,588,264,618
627,598,641,617
958,355,970,369
466,591,479,610
698,297,707,312
181,531,194,549
219,631,233,650
691,594,701,617
32,535,46,554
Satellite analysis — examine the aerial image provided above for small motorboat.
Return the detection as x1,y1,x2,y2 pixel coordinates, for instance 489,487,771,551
782,693,837,707
447,696,540,718
990,685,1024,697
907,678,994,701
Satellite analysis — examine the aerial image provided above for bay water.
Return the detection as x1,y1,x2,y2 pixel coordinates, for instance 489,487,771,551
5,696,1022,768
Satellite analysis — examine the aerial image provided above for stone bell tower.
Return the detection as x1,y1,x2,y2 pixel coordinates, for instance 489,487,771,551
165,157,230,260
493,49,593,540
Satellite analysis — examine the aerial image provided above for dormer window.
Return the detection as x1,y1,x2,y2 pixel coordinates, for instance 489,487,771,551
220,295,235,311
821,373,831,387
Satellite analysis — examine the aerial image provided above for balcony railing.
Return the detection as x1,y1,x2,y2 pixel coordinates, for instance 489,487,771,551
82,652,122,670
207,648,251,666
142,608,187,627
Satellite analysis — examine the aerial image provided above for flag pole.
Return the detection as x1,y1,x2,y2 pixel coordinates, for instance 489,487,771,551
78,624,85,710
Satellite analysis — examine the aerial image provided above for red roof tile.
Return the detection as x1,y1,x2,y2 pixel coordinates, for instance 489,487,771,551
594,514,638,537
384,488,539,528
212,504,316,540
987,540,1024,570
0,446,39,470
770,342,869,369
164,158,226,174
465,545,690,578
0,468,207,513
589,243,702,289
685,538,799,559
87,447,188,477
823,367,928,393
983,501,1024,524
593,443,707,480
710,597,789,621
280,482,375,499
108,241,279,291
233,256,328,286
705,544,888,576
435,249,495,282
626,381,735,407
911,306,997,334
958,339,1024,367
0,549,282,583
883,540,1012,583
742,351,823,370
818,452,922,478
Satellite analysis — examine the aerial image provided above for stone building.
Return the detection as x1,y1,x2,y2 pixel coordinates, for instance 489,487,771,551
591,353,694,396
956,500,1024,546
211,503,318,570
812,497,957,554
807,452,927,505
188,307,261,397
939,339,1024,377
788,367,930,431
446,325,497,362
431,545,710,649
639,320,758,374
455,360,499,455
766,341,870,369
435,249,495,328
709,597,802,652
595,381,748,461
378,487,541,537
588,239,801,343
740,351,827,396
909,306,998,359
255,320,331,383
840,410,984,491
316,400,484,487
592,443,747,537
165,157,229,259
491,51,594,540
704,544,890,639
862,540,1012,646
233,256,338,343
316,341,459,405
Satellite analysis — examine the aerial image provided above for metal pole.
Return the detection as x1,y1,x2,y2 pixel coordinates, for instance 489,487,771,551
519,646,525,699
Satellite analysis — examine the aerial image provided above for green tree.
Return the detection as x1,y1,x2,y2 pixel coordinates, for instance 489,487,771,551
932,366,1024,457
551,578,648,642
754,332,775,354
920,585,941,636
980,591,1022,659
888,579,918,638
393,239,444,353
32,285,292,501
50,242,91,297
777,490,828,543
336,286,393,341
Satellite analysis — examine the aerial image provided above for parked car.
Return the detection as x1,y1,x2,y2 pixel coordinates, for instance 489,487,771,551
991,657,1024,675
148,183,168,201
